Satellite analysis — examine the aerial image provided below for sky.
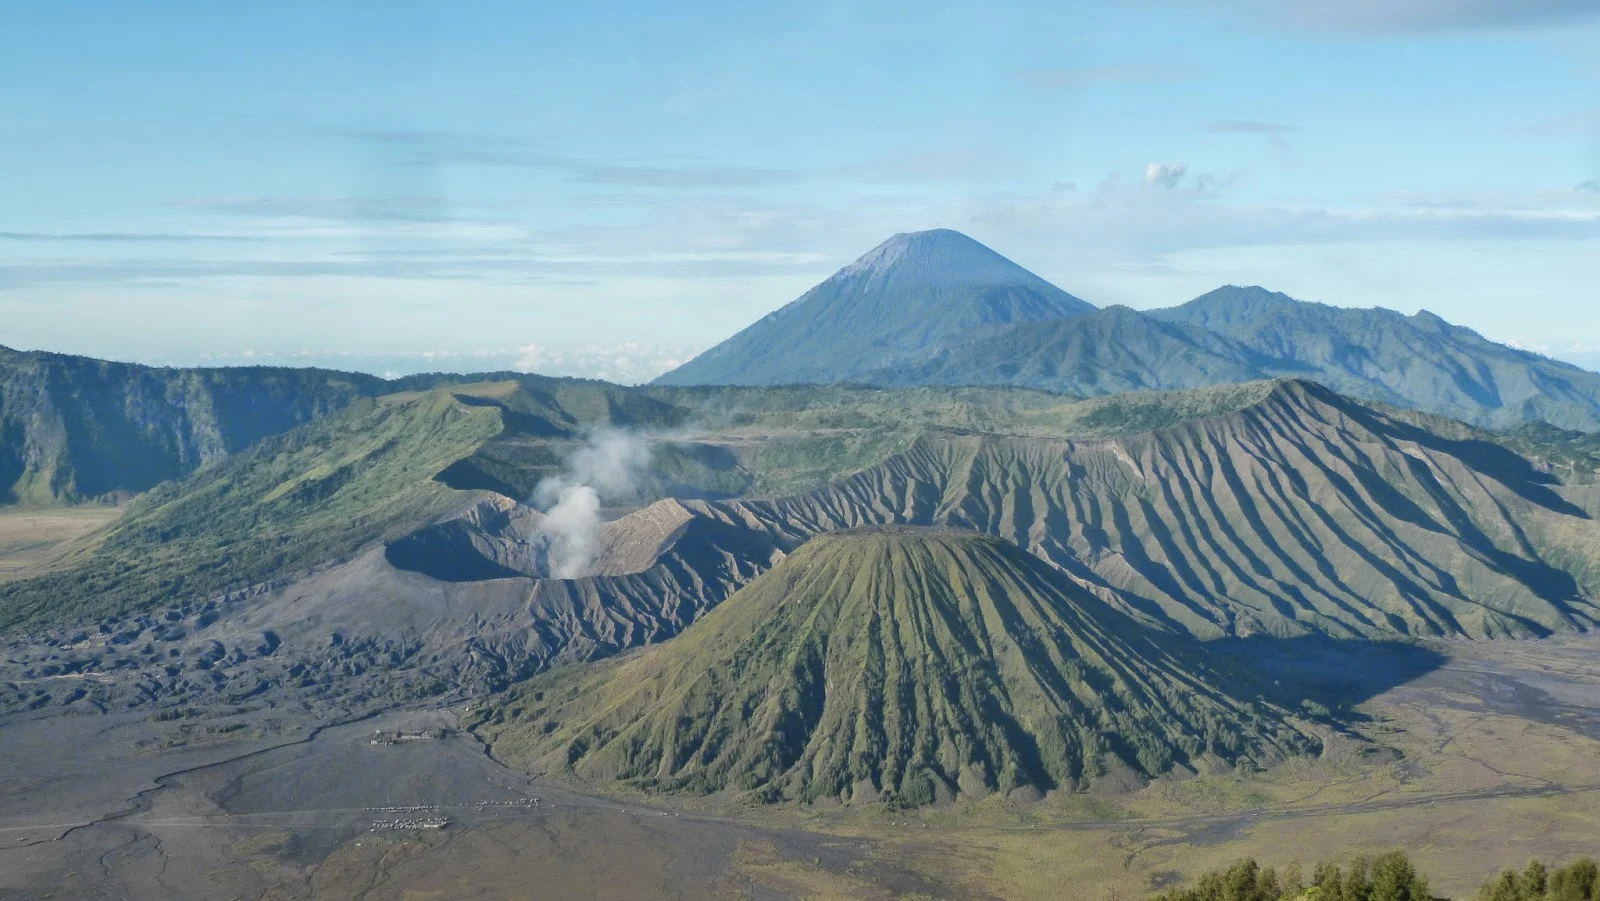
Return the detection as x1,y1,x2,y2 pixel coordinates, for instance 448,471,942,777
2,0,1598,380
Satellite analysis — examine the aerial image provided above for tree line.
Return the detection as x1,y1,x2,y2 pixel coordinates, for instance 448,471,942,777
1149,853,1600,900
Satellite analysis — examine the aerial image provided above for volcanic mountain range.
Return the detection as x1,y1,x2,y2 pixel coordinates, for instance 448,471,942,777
656,229,1600,432
2,230,1599,808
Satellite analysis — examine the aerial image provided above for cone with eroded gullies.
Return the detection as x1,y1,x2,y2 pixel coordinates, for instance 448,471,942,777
476,527,1319,807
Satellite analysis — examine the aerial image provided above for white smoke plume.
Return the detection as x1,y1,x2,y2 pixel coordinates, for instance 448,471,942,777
531,426,654,579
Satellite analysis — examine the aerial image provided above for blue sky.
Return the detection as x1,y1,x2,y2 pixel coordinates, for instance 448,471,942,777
2,0,1598,379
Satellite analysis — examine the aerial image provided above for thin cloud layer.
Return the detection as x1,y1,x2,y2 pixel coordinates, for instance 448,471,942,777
143,344,693,384
1159,0,1600,33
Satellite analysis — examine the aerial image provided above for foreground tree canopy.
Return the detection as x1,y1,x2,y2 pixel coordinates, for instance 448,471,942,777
1151,854,1600,901
1476,859,1600,901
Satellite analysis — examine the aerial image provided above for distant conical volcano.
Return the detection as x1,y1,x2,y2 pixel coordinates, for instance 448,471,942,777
476,527,1317,806
653,229,1095,386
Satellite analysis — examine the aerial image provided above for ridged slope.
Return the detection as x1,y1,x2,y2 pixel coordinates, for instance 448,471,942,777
709,381,1600,638
12,376,1595,650
654,230,1096,386
478,528,1316,805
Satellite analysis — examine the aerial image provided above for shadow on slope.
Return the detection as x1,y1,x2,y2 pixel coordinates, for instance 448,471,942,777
1196,634,1451,719
1317,383,1588,518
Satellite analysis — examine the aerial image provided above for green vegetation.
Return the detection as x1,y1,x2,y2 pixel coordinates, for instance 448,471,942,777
1151,853,1428,901
473,528,1315,805
650,379,1290,497
4,372,1596,645
867,304,1264,398
871,288,1600,432
1150,287,1600,432
1494,422,1600,484
1476,859,1600,901
1153,855,1600,901
0,375,1285,630
0,391,503,629
721,379,1600,639
0,344,388,504
889,285,1600,432
340,377,1262,503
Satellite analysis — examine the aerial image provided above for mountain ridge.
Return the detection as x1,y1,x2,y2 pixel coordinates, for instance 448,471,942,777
0,345,391,505
703,378,1600,639
4,377,1595,646
885,284,1600,430
653,233,1600,431
1149,285,1600,430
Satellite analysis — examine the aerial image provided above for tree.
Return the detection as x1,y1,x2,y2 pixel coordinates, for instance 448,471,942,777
1312,861,1346,901
1548,858,1600,901
1156,852,1600,901
1343,857,1372,901
1282,862,1304,897
1368,851,1429,901
1223,858,1264,900
1479,870,1523,901
1522,861,1549,899
1153,858,1290,901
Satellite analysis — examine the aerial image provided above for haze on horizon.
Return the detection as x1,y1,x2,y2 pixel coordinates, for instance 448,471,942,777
2,0,1598,380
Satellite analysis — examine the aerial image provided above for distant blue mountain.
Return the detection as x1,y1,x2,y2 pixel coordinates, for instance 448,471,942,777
657,234,1600,431
653,229,1096,386
867,304,1271,397
1149,287,1600,431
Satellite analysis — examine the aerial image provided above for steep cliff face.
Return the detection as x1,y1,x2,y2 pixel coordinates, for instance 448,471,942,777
0,346,388,504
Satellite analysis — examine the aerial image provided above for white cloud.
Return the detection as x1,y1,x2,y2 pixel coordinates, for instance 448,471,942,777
513,342,693,384
8,163,1597,367
1507,339,1600,372
1144,163,1189,188
127,343,694,384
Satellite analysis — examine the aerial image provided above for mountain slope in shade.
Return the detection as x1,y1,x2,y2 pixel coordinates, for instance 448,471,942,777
866,304,1273,396
653,229,1096,386
1148,286,1600,431
475,528,1317,806
863,287,1600,431
0,346,389,504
